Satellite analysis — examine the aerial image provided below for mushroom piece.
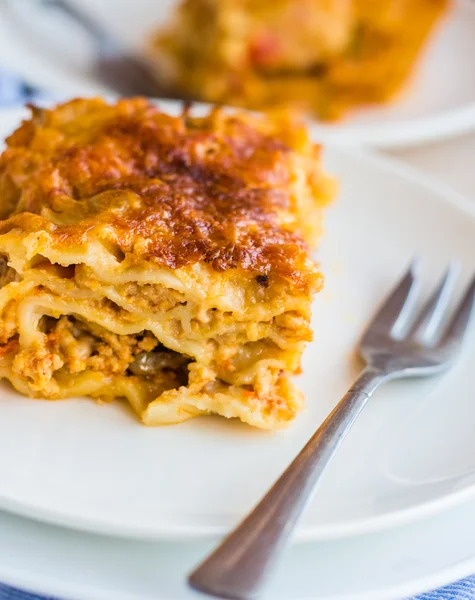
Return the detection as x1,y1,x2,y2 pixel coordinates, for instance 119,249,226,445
129,350,189,376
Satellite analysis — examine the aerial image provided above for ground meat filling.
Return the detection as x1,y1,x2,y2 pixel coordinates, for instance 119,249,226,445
42,316,191,386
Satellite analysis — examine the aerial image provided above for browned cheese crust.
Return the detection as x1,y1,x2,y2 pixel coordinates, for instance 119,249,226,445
1,98,331,289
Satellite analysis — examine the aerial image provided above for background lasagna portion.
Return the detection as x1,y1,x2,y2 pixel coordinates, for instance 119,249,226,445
152,0,450,120
0,98,333,429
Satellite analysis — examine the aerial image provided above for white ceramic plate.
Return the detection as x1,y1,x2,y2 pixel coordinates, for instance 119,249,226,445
2,0,475,149
1,104,475,542
4,493,475,599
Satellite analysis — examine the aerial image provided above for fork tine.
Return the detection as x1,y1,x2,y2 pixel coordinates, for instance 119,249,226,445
407,264,459,343
364,259,418,337
438,273,475,353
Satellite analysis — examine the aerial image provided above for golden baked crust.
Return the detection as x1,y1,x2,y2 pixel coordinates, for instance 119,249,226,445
1,98,330,287
0,98,334,429
152,0,450,121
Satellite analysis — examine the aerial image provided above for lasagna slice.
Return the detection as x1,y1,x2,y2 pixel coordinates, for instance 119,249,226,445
152,0,450,120
0,98,333,429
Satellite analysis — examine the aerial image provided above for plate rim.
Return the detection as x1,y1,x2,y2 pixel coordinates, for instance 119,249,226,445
2,499,475,600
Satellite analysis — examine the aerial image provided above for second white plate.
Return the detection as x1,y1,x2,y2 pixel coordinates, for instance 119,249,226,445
2,0,475,148
4,482,475,599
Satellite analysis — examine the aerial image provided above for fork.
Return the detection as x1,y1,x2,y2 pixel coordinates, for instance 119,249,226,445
189,260,475,600
41,0,161,97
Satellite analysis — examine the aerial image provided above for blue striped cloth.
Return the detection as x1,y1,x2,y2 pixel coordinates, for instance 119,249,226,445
0,68,474,600
0,587,55,600
1,581,475,600
0,71,49,108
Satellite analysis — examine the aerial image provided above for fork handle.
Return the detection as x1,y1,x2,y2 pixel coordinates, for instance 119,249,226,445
188,367,387,600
